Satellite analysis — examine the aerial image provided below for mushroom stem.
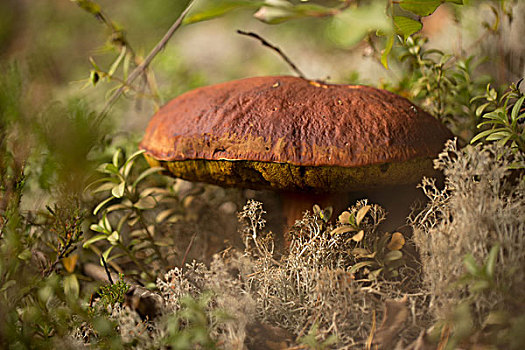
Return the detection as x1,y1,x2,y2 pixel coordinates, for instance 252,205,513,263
280,191,348,231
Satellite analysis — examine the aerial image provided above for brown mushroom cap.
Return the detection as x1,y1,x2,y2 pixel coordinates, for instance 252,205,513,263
140,76,452,192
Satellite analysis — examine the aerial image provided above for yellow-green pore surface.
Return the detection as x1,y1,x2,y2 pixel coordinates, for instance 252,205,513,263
144,155,437,193
140,76,452,192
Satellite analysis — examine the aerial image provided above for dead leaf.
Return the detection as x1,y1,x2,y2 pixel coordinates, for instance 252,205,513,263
356,205,371,226
62,254,79,273
351,230,365,242
373,296,409,348
331,225,357,235
338,211,351,224
387,232,405,251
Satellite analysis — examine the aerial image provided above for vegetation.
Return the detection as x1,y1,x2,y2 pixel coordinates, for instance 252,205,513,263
0,0,523,348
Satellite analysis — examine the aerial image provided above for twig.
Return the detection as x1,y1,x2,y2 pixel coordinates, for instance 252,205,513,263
97,0,195,123
237,30,306,79
181,231,198,268
100,254,114,285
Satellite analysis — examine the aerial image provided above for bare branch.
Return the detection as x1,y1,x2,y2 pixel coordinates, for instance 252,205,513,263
237,30,306,79
97,0,195,123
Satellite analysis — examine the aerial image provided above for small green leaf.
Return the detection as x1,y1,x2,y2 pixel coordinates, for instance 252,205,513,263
89,224,106,234
102,214,112,232
471,279,490,293
111,181,125,198
511,96,525,122
92,182,118,194
101,246,114,263
71,0,101,15
381,34,395,69
83,234,107,248
99,163,120,176
184,0,263,24
17,249,32,261
107,231,120,245
349,261,375,274
384,250,403,263
399,0,442,17
485,243,500,279
320,206,333,222
0,280,16,293
485,130,512,142
112,148,122,167
108,47,126,77
463,254,480,276
132,167,164,189
393,16,423,38
64,274,79,299
93,197,114,215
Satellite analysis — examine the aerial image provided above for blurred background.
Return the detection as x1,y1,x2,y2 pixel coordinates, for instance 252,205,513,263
2,0,523,132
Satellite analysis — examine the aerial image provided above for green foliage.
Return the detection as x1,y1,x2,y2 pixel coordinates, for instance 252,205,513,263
163,292,219,349
298,323,337,349
457,244,500,296
471,81,525,153
86,148,166,281
398,36,491,141
96,274,129,311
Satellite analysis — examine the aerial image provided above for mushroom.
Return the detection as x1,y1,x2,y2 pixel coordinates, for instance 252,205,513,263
139,76,452,234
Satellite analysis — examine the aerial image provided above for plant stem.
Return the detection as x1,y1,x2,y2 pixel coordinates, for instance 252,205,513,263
97,0,195,122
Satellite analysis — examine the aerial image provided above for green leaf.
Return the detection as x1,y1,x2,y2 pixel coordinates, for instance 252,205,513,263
108,47,126,77
471,128,506,144
184,0,263,24
511,96,525,122
99,163,120,176
384,250,403,263
399,0,442,17
101,246,114,263
107,231,120,245
64,274,80,299
471,279,490,293
17,249,32,261
328,2,392,47
83,234,107,248
381,34,395,69
71,0,101,15
92,182,118,194
111,181,125,198
93,196,114,215
485,130,512,141
349,261,375,274
89,224,106,234
102,214,112,231
132,167,164,189
112,148,122,167
485,243,500,279
463,254,480,276
393,16,423,38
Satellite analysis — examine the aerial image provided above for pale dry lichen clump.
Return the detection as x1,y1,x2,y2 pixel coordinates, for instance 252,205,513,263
411,139,525,326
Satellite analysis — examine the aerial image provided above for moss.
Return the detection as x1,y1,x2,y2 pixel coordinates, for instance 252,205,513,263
145,154,436,192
